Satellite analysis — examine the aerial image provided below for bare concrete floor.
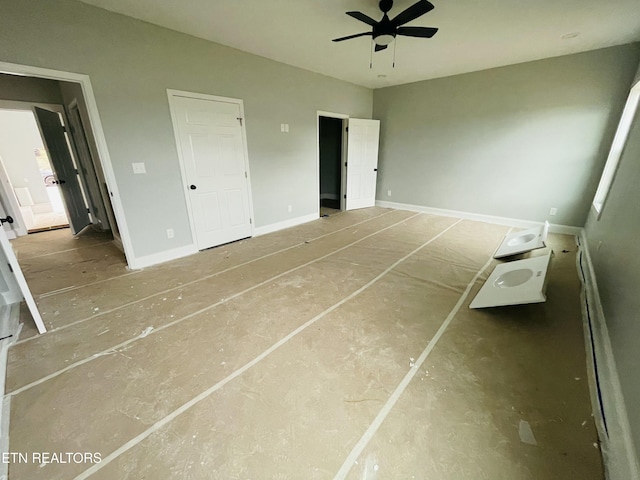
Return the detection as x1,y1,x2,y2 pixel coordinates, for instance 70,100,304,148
4,208,603,479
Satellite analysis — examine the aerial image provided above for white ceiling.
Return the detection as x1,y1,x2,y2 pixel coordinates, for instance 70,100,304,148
79,0,640,89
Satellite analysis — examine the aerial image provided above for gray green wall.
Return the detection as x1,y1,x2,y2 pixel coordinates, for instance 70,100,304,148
584,74,640,462
0,73,63,104
373,45,640,227
0,0,372,260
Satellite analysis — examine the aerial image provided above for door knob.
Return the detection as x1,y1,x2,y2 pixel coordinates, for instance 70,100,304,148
0,216,14,225
59,180,66,184
189,185,197,190
374,168,378,172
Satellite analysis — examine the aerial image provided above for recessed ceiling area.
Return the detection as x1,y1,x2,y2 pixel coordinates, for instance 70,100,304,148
78,0,640,88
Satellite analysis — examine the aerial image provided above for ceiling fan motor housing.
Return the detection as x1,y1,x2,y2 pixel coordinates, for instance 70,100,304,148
373,13,396,45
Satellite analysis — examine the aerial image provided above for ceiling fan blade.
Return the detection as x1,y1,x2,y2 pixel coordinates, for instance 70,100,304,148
346,11,379,27
374,44,388,52
332,32,372,42
391,0,434,27
396,26,438,38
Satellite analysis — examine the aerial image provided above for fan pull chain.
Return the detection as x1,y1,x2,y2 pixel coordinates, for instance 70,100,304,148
393,39,397,68
370,40,374,69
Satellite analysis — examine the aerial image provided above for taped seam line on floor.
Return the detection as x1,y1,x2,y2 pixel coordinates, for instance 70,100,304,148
72,218,463,480
37,270,143,299
36,212,395,299
17,210,396,344
18,240,116,261
7,212,420,397
333,229,512,480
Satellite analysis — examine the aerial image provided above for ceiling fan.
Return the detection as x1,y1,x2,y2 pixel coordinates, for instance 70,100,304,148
333,0,438,52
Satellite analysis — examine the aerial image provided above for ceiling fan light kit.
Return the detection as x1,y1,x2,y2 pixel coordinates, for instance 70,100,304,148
333,0,438,54
374,33,395,46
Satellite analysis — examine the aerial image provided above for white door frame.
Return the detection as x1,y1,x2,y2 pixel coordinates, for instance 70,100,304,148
166,89,255,250
316,111,349,215
0,61,135,268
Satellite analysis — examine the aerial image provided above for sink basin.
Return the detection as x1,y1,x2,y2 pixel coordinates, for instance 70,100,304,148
494,222,549,259
493,269,534,288
470,252,552,308
507,233,537,247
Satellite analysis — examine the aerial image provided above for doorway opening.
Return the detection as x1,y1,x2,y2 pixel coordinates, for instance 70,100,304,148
0,67,128,336
0,109,69,233
318,114,347,217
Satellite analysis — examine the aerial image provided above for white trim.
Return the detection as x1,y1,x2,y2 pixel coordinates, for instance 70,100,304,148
127,243,198,270
166,89,255,252
316,111,349,119
0,61,135,268
376,200,583,235
317,111,349,216
592,80,640,218
254,213,318,237
578,232,640,480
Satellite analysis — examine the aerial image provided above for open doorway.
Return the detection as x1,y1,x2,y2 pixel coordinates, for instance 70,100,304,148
0,109,69,233
318,115,346,217
0,72,121,243
0,68,128,336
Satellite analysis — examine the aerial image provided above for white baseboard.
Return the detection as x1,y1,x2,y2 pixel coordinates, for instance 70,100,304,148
129,213,319,269
254,213,318,237
376,200,583,235
578,232,640,480
128,243,198,270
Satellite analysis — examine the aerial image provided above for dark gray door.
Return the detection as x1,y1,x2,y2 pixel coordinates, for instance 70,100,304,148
33,107,90,234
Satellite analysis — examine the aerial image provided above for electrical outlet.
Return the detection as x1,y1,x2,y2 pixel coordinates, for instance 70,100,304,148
387,190,392,197
549,207,557,216
284,124,289,132
166,228,174,239
287,205,292,213
280,123,285,132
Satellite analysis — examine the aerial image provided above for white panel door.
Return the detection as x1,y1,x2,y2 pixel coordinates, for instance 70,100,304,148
0,226,46,333
346,118,380,210
172,95,252,250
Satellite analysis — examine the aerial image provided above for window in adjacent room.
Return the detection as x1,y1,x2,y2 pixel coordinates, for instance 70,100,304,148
593,80,640,216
